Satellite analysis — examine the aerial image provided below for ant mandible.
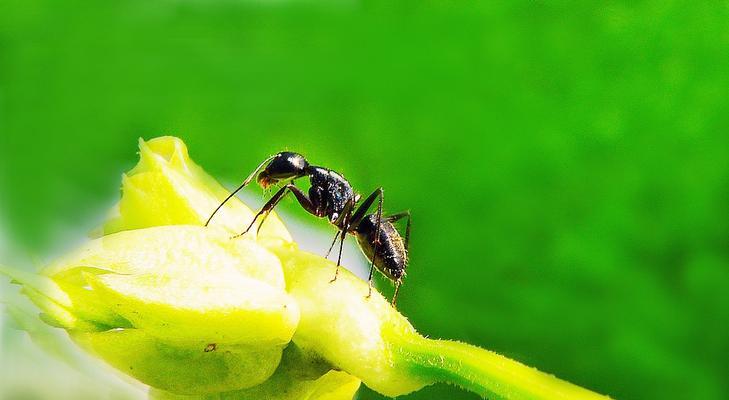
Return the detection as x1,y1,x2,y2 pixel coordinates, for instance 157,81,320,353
205,152,411,305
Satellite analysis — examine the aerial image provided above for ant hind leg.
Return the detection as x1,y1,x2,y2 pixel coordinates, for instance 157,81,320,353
350,188,385,298
366,263,375,298
385,210,411,250
392,280,402,307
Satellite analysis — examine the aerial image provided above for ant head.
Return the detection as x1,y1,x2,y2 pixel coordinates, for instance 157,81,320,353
257,152,309,188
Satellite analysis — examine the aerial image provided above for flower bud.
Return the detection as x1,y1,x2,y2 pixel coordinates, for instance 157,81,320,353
3,136,608,400
2,137,357,397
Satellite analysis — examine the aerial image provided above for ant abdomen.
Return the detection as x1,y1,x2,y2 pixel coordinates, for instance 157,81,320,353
354,215,408,281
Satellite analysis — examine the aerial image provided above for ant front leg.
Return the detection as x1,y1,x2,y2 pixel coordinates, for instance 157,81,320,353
349,188,384,298
232,183,314,238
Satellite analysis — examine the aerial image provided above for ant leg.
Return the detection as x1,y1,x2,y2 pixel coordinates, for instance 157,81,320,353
330,227,347,283
367,262,375,298
392,280,401,307
324,230,340,259
385,210,411,250
368,209,411,298
255,184,319,235
349,187,383,227
350,188,384,299
205,154,278,226
232,184,314,238
329,197,356,281
254,184,317,235
383,211,410,305
370,193,384,297
232,185,290,238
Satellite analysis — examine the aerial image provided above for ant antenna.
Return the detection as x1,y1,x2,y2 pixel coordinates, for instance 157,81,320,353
204,153,278,226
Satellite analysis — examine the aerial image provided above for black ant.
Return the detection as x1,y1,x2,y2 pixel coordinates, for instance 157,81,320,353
205,152,411,305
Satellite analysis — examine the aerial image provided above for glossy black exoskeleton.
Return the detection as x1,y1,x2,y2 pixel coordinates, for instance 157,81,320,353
205,152,411,305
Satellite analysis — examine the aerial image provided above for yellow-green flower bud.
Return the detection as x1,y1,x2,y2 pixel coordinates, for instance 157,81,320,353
102,136,291,243
2,136,610,400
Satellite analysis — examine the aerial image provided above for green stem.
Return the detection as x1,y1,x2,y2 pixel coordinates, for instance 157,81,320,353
397,336,610,400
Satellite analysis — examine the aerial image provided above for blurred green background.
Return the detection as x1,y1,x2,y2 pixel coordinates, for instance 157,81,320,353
1,1,728,399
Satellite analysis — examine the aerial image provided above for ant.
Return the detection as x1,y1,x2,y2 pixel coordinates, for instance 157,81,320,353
205,152,411,305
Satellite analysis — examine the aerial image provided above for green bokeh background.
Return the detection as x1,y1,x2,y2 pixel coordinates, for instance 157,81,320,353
1,1,728,399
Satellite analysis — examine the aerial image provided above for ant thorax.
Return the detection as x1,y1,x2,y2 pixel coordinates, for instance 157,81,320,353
307,167,356,223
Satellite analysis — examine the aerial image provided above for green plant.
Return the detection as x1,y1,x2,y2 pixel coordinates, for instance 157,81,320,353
2,137,610,400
